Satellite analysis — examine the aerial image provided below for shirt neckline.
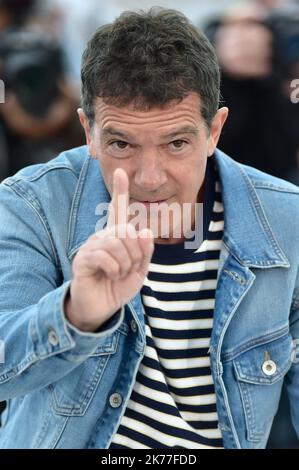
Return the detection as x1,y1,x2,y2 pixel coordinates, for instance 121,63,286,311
151,156,217,262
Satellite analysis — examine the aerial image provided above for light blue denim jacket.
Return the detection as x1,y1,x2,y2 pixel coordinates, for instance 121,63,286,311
0,145,299,449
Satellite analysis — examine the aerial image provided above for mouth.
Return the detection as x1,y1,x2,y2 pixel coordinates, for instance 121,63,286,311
130,198,168,207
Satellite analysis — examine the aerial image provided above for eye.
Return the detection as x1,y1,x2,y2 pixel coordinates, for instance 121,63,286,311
169,139,188,151
110,140,129,150
110,140,128,150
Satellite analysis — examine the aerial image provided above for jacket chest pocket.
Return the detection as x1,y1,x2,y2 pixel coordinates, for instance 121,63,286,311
50,332,120,416
233,332,293,442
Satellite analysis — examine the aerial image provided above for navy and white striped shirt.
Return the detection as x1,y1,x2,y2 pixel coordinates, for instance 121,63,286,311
110,158,224,449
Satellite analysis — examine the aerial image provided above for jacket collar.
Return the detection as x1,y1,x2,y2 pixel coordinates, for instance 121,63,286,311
67,146,289,268
67,150,110,261
214,148,289,268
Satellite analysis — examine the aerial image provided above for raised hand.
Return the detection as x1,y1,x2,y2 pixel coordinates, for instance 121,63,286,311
65,168,154,332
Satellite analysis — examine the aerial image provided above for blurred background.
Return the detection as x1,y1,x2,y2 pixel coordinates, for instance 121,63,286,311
0,0,298,448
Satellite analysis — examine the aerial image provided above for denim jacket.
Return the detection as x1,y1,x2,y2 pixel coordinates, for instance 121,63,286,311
0,145,299,449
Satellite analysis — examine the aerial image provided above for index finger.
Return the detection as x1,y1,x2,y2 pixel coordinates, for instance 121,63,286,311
107,168,129,228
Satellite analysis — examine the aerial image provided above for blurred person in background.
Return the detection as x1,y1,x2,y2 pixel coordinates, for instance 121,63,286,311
0,0,82,179
205,0,299,182
32,0,121,89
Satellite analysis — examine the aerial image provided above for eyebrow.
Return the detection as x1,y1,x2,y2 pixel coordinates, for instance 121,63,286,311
162,126,199,139
100,125,199,141
101,127,132,140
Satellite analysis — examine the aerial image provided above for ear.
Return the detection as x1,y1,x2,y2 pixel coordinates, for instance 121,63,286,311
77,108,96,158
207,107,229,156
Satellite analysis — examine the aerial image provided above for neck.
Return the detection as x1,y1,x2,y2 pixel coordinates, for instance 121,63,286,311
154,181,205,245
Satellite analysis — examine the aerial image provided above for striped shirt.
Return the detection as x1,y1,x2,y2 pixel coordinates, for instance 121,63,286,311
109,157,224,449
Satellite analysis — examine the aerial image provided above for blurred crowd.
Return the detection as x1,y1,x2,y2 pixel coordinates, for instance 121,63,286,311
205,0,299,183
0,0,299,448
0,0,84,180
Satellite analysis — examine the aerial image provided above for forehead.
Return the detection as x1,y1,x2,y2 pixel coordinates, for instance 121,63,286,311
93,93,204,132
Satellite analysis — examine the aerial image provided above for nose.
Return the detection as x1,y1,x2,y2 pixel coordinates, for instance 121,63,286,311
134,151,167,192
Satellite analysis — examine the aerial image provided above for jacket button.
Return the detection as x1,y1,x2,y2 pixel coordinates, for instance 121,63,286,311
48,329,59,346
262,360,277,376
130,320,138,333
109,393,122,408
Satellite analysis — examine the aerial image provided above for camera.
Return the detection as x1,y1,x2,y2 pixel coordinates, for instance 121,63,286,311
0,29,63,117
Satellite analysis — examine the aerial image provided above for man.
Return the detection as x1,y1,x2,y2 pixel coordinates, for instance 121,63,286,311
0,7,298,449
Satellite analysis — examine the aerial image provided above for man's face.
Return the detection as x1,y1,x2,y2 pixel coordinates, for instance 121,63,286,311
79,93,228,243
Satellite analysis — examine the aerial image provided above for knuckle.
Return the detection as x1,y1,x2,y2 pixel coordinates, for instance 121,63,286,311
122,257,132,271
109,237,121,251
131,250,142,264
109,263,120,276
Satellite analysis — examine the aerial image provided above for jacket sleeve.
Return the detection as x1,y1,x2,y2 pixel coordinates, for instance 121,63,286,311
286,263,299,439
0,181,124,401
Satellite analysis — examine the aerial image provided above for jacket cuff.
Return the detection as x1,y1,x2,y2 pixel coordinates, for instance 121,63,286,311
31,281,125,363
